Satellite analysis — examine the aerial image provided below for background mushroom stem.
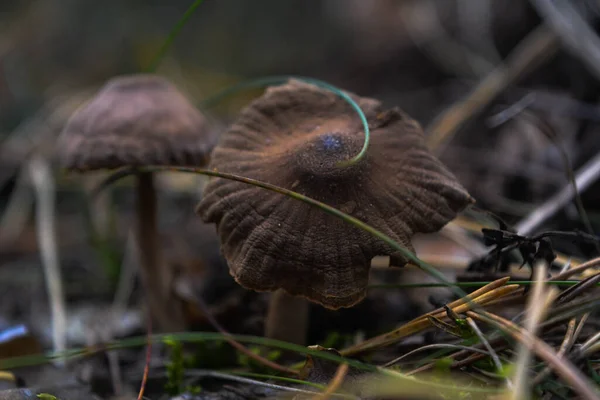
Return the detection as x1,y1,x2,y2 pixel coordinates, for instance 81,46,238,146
265,290,309,346
136,171,184,331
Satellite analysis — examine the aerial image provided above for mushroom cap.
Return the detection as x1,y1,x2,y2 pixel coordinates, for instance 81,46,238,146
196,80,474,309
58,74,215,171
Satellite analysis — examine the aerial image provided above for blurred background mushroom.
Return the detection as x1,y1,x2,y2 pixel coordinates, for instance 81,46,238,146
196,79,473,344
57,74,216,331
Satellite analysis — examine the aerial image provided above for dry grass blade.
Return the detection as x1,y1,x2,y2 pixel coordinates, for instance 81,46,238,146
581,332,600,354
530,0,600,81
405,341,509,376
466,317,510,387
409,352,485,376
533,318,577,385
552,256,600,280
439,276,511,311
137,324,152,400
467,310,600,399
510,262,558,400
543,295,600,329
427,316,464,337
426,24,559,151
383,343,492,368
582,341,600,357
0,371,16,383
341,278,517,356
186,370,333,397
344,283,521,356
481,288,526,309
556,272,600,304
574,314,591,341
402,0,495,77
313,363,349,400
515,151,600,236
418,268,594,380
27,155,67,365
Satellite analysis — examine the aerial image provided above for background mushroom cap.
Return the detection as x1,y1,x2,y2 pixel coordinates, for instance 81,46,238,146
57,74,215,170
197,80,474,309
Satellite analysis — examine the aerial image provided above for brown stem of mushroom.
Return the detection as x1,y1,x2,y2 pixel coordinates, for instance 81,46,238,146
265,289,309,346
136,172,183,331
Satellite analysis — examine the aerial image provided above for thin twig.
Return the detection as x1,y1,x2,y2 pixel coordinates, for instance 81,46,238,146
466,317,511,388
406,346,506,376
137,318,152,400
529,0,600,81
457,0,502,67
559,258,573,275
515,151,600,235
383,343,492,368
426,24,559,151
582,341,600,356
581,331,600,354
573,313,591,343
342,279,520,356
313,363,349,400
552,257,600,281
185,370,354,398
532,317,577,385
519,111,600,252
542,295,600,330
28,155,67,365
486,93,537,128
511,262,557,399
403,0,494,78
468,310,599,400
556,272,600,304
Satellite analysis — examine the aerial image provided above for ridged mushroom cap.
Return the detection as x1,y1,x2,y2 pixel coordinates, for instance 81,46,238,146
57,74,215,171
196,80,474,309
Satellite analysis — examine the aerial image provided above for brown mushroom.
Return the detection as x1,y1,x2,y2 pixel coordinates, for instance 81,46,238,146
196,79,473,343
58,73,215,331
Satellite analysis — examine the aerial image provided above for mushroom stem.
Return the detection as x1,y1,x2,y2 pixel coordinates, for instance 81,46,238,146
265,289,309,345
136,172,183,331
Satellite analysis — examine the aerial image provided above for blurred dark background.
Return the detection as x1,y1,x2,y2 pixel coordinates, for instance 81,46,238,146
1,0,600,352
2,0,600,205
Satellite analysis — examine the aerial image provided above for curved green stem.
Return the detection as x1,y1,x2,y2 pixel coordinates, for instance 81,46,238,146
201,75,370,166
92,166,466,299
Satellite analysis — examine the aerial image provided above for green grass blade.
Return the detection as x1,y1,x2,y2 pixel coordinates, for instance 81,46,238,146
146,0,206,72
200,75,370,166
93,166,467,299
